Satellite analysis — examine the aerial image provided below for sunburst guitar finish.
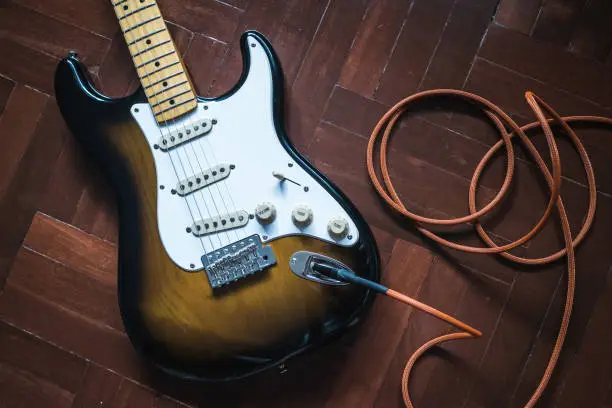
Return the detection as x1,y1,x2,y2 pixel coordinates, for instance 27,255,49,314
54,30,380,380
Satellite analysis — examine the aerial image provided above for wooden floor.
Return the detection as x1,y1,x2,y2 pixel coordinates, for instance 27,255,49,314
1,0,612,407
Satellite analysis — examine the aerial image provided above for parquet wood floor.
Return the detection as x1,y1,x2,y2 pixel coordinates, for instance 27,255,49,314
1,0,612,407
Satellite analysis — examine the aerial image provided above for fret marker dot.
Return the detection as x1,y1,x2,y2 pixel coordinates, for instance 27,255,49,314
146,39,151,45
155,61,160,67
123,5,128,10
163,81,168,87
169,99,175,105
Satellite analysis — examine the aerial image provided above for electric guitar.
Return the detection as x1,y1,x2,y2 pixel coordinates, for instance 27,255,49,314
54,0,379,380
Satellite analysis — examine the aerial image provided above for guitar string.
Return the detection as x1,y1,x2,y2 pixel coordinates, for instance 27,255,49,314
126,4,238,248
118,0,215,257
128,1,244,245
185,112,246,242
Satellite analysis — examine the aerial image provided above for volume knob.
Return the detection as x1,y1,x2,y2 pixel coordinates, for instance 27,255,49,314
327,217,349,240
292,205,313,228
255,202,276,224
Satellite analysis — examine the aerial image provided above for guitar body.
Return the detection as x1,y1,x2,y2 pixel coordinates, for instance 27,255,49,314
55,31,379,380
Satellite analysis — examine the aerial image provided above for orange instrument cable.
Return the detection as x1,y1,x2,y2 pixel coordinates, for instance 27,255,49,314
361,89,612,408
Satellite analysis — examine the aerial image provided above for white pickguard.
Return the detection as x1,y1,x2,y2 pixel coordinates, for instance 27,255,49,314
131,33,359,271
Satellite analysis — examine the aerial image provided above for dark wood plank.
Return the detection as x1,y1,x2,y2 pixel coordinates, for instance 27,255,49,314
23,212,117,279
0,85,47,197
0,321,87,393
288,0,371,150
157,0,242,43
0,284,143,381
417,268,511,408
0,37,58,94
568,0,612,62
8,247,122,330
494,0,543,34
338,0,409,98
38,136,92,227
112,379,158,408
461,57,612,196
374,0,454,106
71,364,123,408
184,34,228,97
13,0,119,39
0,1,110,66
531,0,586,47
553,273,612,408
0,362,75,408
0,75,14,117
373,257,471,408
479,24,612,109
323,240,433,407
209,0,328,100
419,0,498,90
465,268,563,407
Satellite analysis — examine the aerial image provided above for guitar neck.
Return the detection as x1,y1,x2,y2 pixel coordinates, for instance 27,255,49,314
111,0,197,123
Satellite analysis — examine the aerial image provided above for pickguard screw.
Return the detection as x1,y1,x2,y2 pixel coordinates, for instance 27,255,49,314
278,363,287,374
288,163,293,167
159,185,165,190
186,227,192,233
230,164,236,170
347,234,353,240
153,144,159,149
251,43,256,48
134,108,139,113
212,119,218,125
262,235,268,240
190,264,195,269
204,105,208,110
303,186,309,192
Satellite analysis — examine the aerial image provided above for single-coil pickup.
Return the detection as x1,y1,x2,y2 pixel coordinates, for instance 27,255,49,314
191,210,249,237
176,164,232,196
158,118,214,151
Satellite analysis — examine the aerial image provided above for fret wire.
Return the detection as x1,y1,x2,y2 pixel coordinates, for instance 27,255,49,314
124,15,161,34
155,98,194,116
152,89,192,107
136,50,176,68
151,80,189,94
141,61,180,79
133,39,171,57
114,0,197,121
119,3,156,20
128,28,165,45
144,71,182,88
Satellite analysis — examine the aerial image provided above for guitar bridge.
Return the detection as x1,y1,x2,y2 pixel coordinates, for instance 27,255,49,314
201,235,276,288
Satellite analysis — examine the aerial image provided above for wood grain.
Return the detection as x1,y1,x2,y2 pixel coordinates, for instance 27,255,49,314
1,0,612,406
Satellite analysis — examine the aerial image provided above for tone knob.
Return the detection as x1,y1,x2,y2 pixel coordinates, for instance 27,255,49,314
327,217,349,240
292,205,313,228
255,202,276,224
